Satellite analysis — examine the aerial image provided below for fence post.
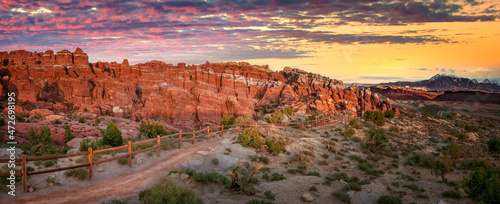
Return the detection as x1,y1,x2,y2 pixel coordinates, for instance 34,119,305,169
284,122,287,132
192,130,196,144
22,154,27,193
157,135,160,156
238,124,241,134
221,125,224,137
207,127,210,140
179,131,183,149
128,141,132,168
88,147,93,181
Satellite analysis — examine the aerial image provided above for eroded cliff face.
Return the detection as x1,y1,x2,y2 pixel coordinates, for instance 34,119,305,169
0,48,398,129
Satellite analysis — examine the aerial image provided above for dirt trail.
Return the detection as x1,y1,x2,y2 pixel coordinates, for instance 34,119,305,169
4,137,224,204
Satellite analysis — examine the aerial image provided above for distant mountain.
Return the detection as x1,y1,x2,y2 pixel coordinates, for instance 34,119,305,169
379,74,500,92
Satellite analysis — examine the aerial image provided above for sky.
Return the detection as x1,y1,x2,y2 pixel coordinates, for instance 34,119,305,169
1,0,499,83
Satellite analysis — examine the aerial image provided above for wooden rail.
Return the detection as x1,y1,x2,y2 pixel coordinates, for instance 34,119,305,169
0,114,345,194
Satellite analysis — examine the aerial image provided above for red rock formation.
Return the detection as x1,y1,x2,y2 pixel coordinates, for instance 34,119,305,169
0,48,398,131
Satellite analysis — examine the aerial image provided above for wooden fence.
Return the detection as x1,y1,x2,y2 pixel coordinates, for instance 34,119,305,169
0,114,355,193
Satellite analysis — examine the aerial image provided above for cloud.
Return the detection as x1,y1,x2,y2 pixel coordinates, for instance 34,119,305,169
0,0,498,63
419,68,428,71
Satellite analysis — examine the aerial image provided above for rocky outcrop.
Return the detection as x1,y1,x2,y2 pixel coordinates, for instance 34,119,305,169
0,48,398,130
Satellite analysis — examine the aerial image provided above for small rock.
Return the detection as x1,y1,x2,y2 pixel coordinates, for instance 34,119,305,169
97,167,104,172
28,187,34,193
169,173,179,178
437,200,448,204
196,151,209,156
48,182,53,187
180,174,189,180
136,159,142,165
301,193,314,202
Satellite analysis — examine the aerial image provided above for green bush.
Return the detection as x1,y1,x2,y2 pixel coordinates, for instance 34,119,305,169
64,168,88,180
264,190,275,200
43,160,57,168
384,110,395,118
487,138,500,153
266,137,287,153
139,120,167,139
342,183,361,192
364,111,385,126
271,173,285,181
462,164,500,203
17,114,26,122
259,157,269,164
102,122,123,147
332,191,350,203
377,195,402,204
343,127,355,137
191,172,230,186
139,179,202,204
79,137,101,152
52,119,62,125
363,128,388,153
118,157,128,165
441,190,461,198
446,143,462,160
264,110,284,124
235,116,255,124
79,118,85,123
27,125,60,155
221,115,235,126
404,153,436,168
464,125,478,133
238,127,264,148
64,124,74,143
280,107,294,116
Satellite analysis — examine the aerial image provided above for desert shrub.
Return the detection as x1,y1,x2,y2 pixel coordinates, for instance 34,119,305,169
343,127,355,137
462,164,500,203
429,137,439,143
27,125,60,155
271,173,285,181
377,195,402,204
102,122,123,147
388,125,399,133
118,157,129,165
342,183,361,192
63,124,74,143
191,172,230,186
64,168,88,180
364,111,385,126
403,184,420,191
17,114,26,122
79,118,85,123
259,157,269,164
238,127,264,148
79,137,101,152
446,143,462,160
139,120,167,139
333,191,350,203
487,138,500,153
306,171,320,177
43,160,57,168
280,107,294,116
52,119,62,125
433,156,453,183
264,110,284,124
404,153,436,168
363,128,388,153
264,190,275,200
458,159,492,170
464,125,478,133
101,199,128,204
139,179,202,204
384,110,395,118
211,158,219,165
349,119,362,129
441,190,461,198
421,112,430,120
266,137,288,153
235,116,255,124
221,115,235,126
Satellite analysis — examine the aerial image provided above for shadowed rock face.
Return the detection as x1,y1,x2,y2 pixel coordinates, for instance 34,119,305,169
0,48,397,129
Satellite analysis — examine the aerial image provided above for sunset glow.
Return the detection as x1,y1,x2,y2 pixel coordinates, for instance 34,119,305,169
1,0,499,83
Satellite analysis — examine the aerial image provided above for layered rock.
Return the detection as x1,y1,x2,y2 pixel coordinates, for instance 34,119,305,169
0,48,399,130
